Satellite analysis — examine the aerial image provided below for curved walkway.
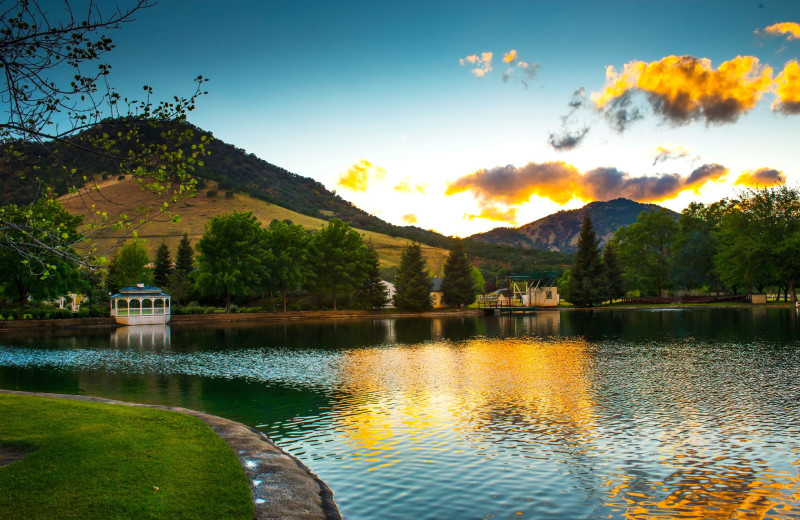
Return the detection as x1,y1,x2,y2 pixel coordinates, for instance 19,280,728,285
0,390,342,520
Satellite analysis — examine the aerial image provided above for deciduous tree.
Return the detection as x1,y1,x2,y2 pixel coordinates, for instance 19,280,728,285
310,219,368,311
0,0,208,271
195,212,270,312
0,199,83,318
264,220,311,312
106,240,150,293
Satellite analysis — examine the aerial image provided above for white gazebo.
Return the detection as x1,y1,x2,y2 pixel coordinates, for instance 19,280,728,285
110,283,171,325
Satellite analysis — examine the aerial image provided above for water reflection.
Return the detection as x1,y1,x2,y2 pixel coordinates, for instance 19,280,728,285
110,325,171,350
1,309,800,519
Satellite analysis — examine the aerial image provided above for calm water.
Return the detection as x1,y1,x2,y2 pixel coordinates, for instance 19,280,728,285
1,308,799,519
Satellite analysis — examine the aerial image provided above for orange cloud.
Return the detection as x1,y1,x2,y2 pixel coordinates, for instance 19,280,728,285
773,60,800,114
592,55,774,126
394,179,427,194
337,159,385,192
401,213,417,224
446,162,728,207
759,22,800,41
464,206,518,224
459,52,493,77
503,49,517,63
735,168,785,186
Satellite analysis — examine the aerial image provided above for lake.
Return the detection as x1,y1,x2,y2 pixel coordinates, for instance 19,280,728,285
1,308,799,519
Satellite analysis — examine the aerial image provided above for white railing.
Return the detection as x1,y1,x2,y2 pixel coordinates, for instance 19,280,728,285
115,308,169,316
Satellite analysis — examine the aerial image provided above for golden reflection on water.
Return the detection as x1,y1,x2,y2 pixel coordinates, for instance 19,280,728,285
332,317,800,518
335,324,597,471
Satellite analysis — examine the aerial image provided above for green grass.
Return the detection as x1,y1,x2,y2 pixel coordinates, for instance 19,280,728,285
0,394,253,520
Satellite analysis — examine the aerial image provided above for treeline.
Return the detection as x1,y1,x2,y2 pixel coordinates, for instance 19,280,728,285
0,196,490,317
562,185,800,305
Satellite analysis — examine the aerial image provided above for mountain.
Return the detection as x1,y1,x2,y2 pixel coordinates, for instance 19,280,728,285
2,119,572,271
469,199,678,253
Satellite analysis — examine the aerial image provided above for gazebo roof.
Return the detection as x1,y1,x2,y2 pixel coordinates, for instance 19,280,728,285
111,283,170,298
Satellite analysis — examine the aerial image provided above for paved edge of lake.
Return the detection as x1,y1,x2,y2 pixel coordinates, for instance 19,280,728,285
0,389,342,520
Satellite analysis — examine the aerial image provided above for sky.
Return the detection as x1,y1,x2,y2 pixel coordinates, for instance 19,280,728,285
41,0,800,236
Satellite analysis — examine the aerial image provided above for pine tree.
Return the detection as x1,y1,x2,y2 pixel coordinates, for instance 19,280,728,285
603,242,625,302
441,239,477,308
565,214,607,306
394,243,432,311
153,242,172,288
175,233,194,273
355,241,389,310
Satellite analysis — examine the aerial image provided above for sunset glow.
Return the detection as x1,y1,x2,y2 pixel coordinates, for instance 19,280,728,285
104,2,800,236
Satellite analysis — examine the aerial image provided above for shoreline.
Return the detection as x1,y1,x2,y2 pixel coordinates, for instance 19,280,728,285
0,308,483,332
0,303,796,332
0,389,342,520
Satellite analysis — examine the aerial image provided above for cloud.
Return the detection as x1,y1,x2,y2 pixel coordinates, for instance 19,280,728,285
503,49,518,63
401,213,418,224
591,55,774,129
548,88,591,150
459,52,493,77
758,22,800,41
548,127,590,151
773,60,800,114
652,144,696,166
735,168,785,186
464,206,518,224
394,179,427,194
446,161,728,207
337,159,386,192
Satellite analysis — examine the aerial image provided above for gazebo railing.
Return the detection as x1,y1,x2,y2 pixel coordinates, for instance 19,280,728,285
115,308,169,316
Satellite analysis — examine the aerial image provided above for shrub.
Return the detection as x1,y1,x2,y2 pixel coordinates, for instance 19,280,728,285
101,173,110,180
117,175,125,181
206,190,217,198
49,309,74,319
225,191,234,198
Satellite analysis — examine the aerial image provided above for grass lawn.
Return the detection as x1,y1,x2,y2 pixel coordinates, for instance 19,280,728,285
0,394,253,520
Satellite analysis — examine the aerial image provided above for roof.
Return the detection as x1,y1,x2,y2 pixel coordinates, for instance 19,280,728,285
111,283,170,298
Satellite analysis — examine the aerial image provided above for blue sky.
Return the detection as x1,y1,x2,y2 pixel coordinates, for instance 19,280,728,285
62,0,800,235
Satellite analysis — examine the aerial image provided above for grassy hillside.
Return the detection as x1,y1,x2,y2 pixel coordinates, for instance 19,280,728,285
59,177,450,269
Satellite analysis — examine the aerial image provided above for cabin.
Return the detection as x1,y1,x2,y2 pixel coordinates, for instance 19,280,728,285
110,283,171,325
381,280,396,308
430,277,446,308
506,272,560,307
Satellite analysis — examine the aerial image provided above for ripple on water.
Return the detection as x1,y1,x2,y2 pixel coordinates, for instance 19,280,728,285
2,313,800,520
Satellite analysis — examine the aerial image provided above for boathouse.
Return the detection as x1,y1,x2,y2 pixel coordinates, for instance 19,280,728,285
110,283,171,325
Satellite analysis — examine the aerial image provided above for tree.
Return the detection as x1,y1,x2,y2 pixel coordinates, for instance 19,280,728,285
603,242,625,302
394,242,432,311
264,219,311,312
175,233,195,273
441,239,477,308
564,214,607,306
354,241,389,310
672,201,727,293
0,0,208,271
0,199,83,318
195,212,270,312
153,242,172,288
309,219,368,311
715,186,800,300
106,240,150,293
166,269,192,307
610,209,677,296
